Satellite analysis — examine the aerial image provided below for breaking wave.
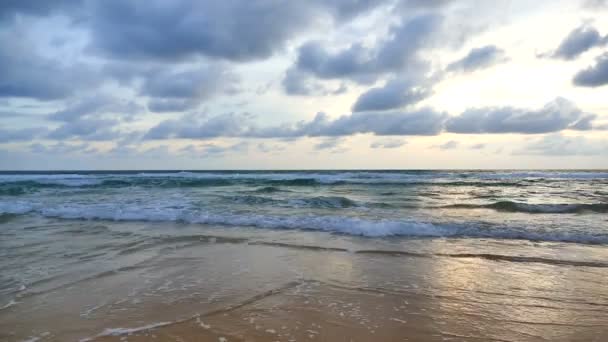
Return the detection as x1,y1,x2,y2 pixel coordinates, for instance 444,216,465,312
444,201,608,214
1,203,607,244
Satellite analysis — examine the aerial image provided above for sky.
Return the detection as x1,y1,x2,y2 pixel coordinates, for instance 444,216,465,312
1,0,608,170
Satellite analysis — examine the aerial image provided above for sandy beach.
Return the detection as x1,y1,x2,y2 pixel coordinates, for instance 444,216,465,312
2,215,607,342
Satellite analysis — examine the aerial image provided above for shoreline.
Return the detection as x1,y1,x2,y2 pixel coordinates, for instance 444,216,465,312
2,218,607,341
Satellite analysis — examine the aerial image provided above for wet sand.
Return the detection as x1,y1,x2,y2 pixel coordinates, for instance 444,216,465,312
1,218,608,341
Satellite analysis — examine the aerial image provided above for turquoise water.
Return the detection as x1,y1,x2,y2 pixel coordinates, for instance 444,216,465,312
1,170,607,243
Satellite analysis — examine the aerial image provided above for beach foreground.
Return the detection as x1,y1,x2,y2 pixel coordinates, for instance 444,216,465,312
2,216,607,342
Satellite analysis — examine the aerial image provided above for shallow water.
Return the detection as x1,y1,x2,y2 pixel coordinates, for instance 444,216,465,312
1,170,608,341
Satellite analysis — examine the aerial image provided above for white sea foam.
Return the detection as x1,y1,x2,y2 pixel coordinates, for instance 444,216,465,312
0,201,34,214
2,201,607,243
80,321,173,341
1,299,18,310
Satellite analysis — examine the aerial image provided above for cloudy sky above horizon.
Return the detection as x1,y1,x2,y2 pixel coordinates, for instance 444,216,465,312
1,0,608,170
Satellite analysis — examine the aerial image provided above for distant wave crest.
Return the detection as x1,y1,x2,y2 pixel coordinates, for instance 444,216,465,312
444,201,608,214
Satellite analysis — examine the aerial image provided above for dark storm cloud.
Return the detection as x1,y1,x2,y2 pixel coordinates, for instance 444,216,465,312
573,53,608,87
550,25,607,60
447,45,508,73
352,79,431,112
445,98,597,134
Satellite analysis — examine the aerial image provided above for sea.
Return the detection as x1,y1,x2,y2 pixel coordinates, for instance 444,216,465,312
1,170,607,242
1,170,607,341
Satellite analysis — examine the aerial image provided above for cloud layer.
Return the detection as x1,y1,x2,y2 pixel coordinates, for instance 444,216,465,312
143,98,600,140
0,0,606,168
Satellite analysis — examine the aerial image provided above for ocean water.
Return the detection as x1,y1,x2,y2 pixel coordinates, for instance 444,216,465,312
1,170,608,341
1,170,607,242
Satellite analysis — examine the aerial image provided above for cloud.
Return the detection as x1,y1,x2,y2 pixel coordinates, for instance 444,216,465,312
145,97,600,141
0,0,82,20
0,127,48,143
43,95,143,141
141,65,238,112
313,137,350,153
87,1,390,63
434,140,459,150
146,109,448,140
282,68,346,96
397,0,454,9
515,133,608,156
277,110,447,137
287,13,443,85
29,142,96,155
257,142,286,154
447,45,508,73
146,99,193,113
573,52,608,87
0,24,98,101
180,141,249,158
550,24,607,60
145,112,253,140
352,79,431,112
370,139,406,149
583,0,608,9
469,143,486,150
47,118,126,141
445,98,598,134
48,95,144,121
314,137,344,150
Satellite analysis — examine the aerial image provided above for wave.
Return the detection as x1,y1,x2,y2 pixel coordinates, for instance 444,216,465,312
255,242,608,268
444,201,608,214
2,203,607,244
355,250,608,267
0,178,537,196
287,196,359,208
250,186,290,193
2,170,606,191
223,195,389,209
